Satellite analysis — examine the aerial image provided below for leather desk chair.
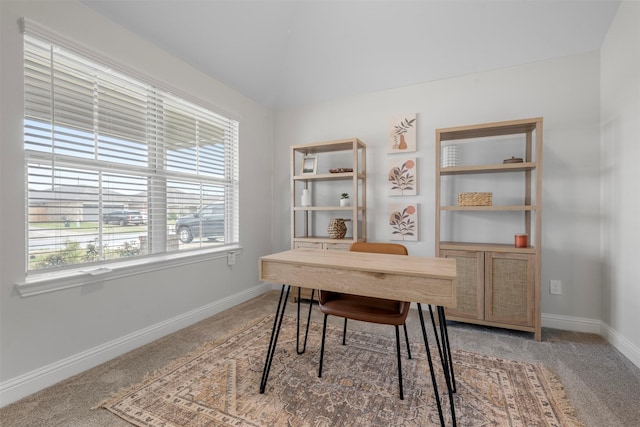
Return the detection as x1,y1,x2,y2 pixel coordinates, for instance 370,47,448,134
317,242,412,399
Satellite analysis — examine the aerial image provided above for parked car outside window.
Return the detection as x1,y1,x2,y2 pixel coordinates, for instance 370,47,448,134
175,204,224,243
103,210,145,226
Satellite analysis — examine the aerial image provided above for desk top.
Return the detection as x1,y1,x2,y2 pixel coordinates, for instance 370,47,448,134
259,249,457,307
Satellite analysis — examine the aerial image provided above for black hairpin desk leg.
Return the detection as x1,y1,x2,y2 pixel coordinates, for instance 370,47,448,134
296,288,315,354
429,305,457,394
438,306,456,393
435,306,456,426
260,284,290,393
417,303,445,426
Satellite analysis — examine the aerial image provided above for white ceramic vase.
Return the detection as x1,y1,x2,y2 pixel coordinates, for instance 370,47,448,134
301,189,311,207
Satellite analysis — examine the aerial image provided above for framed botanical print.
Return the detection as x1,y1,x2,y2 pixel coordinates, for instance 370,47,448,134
388,203,418,241
388,157,417,196
388,114,417,153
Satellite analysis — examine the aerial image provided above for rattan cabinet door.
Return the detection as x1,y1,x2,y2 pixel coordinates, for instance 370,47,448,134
441,250,484,320
485,252,535,326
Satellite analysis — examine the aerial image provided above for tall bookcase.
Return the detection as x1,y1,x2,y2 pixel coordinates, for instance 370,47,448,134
290,138,366,299
435,118,543,341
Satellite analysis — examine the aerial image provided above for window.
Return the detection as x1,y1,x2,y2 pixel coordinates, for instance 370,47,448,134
22,23,239,276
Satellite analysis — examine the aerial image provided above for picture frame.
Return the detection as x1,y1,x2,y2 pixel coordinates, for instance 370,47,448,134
388,157,417,196
301,155,317,174
388,114,417,153
388,203,418,241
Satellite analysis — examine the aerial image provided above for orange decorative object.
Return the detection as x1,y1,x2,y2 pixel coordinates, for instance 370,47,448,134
515,234,528,248
398,134,408,150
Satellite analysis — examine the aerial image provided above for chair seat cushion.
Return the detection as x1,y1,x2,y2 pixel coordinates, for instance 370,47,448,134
318,293,410,325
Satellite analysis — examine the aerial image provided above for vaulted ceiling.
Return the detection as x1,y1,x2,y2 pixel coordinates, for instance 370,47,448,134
81,1,620,109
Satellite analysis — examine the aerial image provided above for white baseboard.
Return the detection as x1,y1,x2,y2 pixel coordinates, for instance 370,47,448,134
600,322,640,370
541,312,603,334
0,283,271,407
542,312,640,370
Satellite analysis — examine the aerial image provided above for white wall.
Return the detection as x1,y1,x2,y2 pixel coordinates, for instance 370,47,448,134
2,0,638,409
0,1,273,405
274,52,603,328
600,1,640,366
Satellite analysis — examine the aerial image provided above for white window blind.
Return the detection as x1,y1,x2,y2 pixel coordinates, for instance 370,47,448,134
23,22,239,274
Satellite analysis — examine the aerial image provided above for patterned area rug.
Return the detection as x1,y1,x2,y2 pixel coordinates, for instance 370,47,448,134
101,315,583,426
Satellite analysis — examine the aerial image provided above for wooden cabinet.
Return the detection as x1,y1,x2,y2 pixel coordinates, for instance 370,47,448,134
290,138,366,300
442,249,535,327
435,118,543,340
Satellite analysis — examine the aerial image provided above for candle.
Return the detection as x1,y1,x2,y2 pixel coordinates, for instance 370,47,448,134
515,234,528,248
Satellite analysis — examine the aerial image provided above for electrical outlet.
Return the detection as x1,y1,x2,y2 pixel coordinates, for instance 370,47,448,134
227,252,236,265
550,279,562,295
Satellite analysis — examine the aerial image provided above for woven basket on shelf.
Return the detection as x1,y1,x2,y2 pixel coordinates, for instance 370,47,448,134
327,218,348,239
458,192,492,206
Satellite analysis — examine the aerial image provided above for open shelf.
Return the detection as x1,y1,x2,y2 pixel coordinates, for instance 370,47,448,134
440,205,536,211
293,206,362,211
293,172,365,181
290,137,366,248
439,241,536,254
440,162,536,175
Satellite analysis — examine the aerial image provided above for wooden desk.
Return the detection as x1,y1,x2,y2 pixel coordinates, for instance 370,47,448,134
260,249,457,307
258,249,458,426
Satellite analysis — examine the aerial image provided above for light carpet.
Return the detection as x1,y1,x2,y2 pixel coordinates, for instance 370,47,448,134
100,315,583,426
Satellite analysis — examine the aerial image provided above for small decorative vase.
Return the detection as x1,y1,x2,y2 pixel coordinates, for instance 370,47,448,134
327,218,347,239
398,134,408,150
340,198,350,207
301,189,311,207
442,145,459,167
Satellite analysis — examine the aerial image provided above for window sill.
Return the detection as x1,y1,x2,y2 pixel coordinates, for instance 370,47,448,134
15,245,243,297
